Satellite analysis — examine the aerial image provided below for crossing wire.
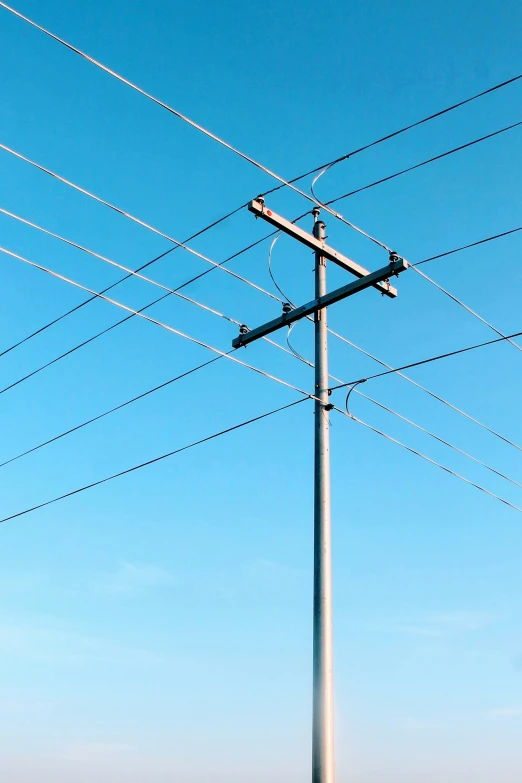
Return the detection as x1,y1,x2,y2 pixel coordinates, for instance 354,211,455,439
323,121,522,206
0,1,388,251
0,398,309,524
3,143,522,457
2,195,521,455
328,327,522,392
2,390,521,524
0,142,280,303
333,407,522,514
410,265,522,353
3,240,522,514
3,252,522,495
0,244,316,403
2,113,520,365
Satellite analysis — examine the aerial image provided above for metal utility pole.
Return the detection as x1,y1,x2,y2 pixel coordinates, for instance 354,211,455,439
311,209,334,783
233,198,408,783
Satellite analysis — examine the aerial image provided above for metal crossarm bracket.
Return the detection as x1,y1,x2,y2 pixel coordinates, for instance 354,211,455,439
232,256,408,348
248,198,399,298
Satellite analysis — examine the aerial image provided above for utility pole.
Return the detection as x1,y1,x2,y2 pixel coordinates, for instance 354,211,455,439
311,208,334,783
233,198,408,783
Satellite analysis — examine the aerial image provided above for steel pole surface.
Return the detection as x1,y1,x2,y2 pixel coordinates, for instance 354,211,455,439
312,209,335,783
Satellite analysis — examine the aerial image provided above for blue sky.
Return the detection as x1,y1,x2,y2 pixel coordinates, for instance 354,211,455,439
0,0,521,780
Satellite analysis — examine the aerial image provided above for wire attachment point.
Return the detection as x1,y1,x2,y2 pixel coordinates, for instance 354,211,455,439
345,379,367,417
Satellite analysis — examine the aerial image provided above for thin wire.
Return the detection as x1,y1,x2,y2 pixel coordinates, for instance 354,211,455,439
286,322,313,367
3,1,521,259
310,163,336,205
2,290,519,518
414,226,522,266
0,355,226,468
350,388,522,491
0,142,280,302
8,207,518,460
411,265,522,352
3,296,518,497
260,75,522,198
324,121,522,206
267,234,295,306
334,407,522,515
327,326,522,452
0,244,318,402
328,327,522,392
0,398,309,524
4,146,522,459
0,2,387,250
4,191,521,459
0,206,246,324
2,242,520,509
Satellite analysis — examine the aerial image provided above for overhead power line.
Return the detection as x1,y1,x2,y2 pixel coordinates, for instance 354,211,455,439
334,408,522,515
2,232,521,495
410,265,522,352
0,397,309,524
3,198,521,458
0,244,316,401
323,121,522,205
3,266,521,498
2,385,520,524
414,226,522,266
327,327,522,452
3,111,520,368
0,142,279,302
3,0,521,217
351,388,522,490
5,301,521,499
0,2,389,250
329,327,522,392
2,242,521,518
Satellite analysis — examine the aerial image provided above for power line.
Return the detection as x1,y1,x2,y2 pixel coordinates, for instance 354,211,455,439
327,326,522,452
3,275,520,497
323,121,522,205
329,327,522,392
411,265,522,353
0,205,269,360
0,207,248,324
334,408,522,514
2,381,519,525
351,388,522,491
5,0,520,213
7,74,517,360
0,2,388,250
0,244,316,401
0,354,226,468
0,142,280,302
4,171,521,460
414,226,522,266
3,134,521,458
3,244,521,519
0,397,309,524
4,202,521,459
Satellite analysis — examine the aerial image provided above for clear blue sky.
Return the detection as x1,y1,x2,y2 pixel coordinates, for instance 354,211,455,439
0,0,521,780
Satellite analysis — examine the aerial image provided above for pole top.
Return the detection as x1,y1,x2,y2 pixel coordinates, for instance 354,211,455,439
312,206,321,220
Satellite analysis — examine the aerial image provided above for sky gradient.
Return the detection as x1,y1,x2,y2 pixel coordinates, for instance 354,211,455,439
0,0,521,780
